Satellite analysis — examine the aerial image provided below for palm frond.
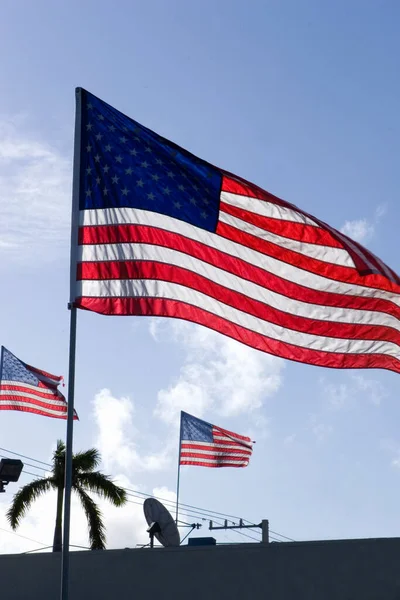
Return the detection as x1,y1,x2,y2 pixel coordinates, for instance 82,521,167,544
72,448,101,473
6,478,54,529
75,472,127,506
75,488,106,550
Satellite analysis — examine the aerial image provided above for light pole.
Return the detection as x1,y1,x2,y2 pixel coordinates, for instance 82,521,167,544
0,459,23,493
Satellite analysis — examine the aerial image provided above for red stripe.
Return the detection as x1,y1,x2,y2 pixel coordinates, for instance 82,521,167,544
77,226,400,321
181,444,252,456
76,261,400,347
0,384,64,401
220,201,342,248
26,364,62,383
180,460,247,468
182,439,251,449
213,425,251,444
217,221,399,295
0,405,72,420
74,297,400,374
221,172,298,208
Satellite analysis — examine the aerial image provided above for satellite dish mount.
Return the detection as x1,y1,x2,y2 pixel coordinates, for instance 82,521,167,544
143,498,180,548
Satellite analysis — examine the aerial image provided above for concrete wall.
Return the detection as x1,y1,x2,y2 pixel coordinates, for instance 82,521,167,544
1,537,400,600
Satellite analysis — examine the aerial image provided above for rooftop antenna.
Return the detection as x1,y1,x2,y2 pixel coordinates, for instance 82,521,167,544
143,498,180,548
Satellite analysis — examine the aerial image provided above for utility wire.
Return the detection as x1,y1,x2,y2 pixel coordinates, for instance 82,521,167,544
1,446,294,543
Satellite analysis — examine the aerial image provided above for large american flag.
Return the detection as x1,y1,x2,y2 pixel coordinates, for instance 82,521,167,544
180,411,253,468
73,89,400,374
0,346,77,419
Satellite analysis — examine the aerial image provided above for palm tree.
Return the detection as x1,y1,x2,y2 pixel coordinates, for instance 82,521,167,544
6,440,127,552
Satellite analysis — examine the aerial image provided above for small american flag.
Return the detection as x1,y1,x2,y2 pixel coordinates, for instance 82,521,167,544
73,89,400,374
180,411,253,468
0,346,77,420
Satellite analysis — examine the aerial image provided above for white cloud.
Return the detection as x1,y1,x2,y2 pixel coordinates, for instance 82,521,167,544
320,374,387,410
153,321,284,428
93,388,172,473
0,473,153,554
0,118,70,261
340,219,374,244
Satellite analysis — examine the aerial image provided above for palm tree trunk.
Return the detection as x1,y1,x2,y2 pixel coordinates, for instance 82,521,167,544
53,484,64,552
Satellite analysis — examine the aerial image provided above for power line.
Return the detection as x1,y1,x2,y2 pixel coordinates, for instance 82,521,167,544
0,448,51,468
0,526,48,548
1,446,294,543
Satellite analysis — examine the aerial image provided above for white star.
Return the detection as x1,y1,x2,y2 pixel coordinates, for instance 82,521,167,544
192,184,199,192
86,144,92,152
181,171,188,179
136,179,144,187
147,192,155,201
86,167,92,175
103,165,110,173
95,133,103,141
125,167,133,175
178,184,185,191
201,211,207,219
155,158,163,165
96,177,101,185
163,187,171,195
103,187,109,196
145,146,152,153
167,171,175,178
203,198,210,205
123,127,128,132
141,161,149,168
151,174,160,182
105,144,112,152
130,149,138,157
94,154,101,163
86,123,93,131
109,125,116,132
87,103,93,110
189,197,197,205
174,201,182,209
86,189,92,197
121,187,130,196
112,175,120,184
98,114,105,121
134,136,140,142
120,136,127,143
115,155,123,163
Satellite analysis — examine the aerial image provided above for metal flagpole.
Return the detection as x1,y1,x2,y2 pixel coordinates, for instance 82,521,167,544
175,411,183,524
60,87,83,600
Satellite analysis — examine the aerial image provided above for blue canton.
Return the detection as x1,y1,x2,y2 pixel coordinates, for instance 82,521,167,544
80,90,222,233
181,411,213,442
0,347,39,386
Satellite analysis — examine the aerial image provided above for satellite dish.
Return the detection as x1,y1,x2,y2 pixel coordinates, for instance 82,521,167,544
143,498,180,548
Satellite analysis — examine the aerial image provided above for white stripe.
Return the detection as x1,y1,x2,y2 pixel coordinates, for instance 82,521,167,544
77,279,400,359
219,211,354,267
79,243,400,333
0,389,67,407
0,401,66,416
0,380,61,397
77,208,400,307
220,191,318,226
181,457,249,465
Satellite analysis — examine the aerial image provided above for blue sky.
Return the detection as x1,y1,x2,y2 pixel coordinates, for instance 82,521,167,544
0,0,399,552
